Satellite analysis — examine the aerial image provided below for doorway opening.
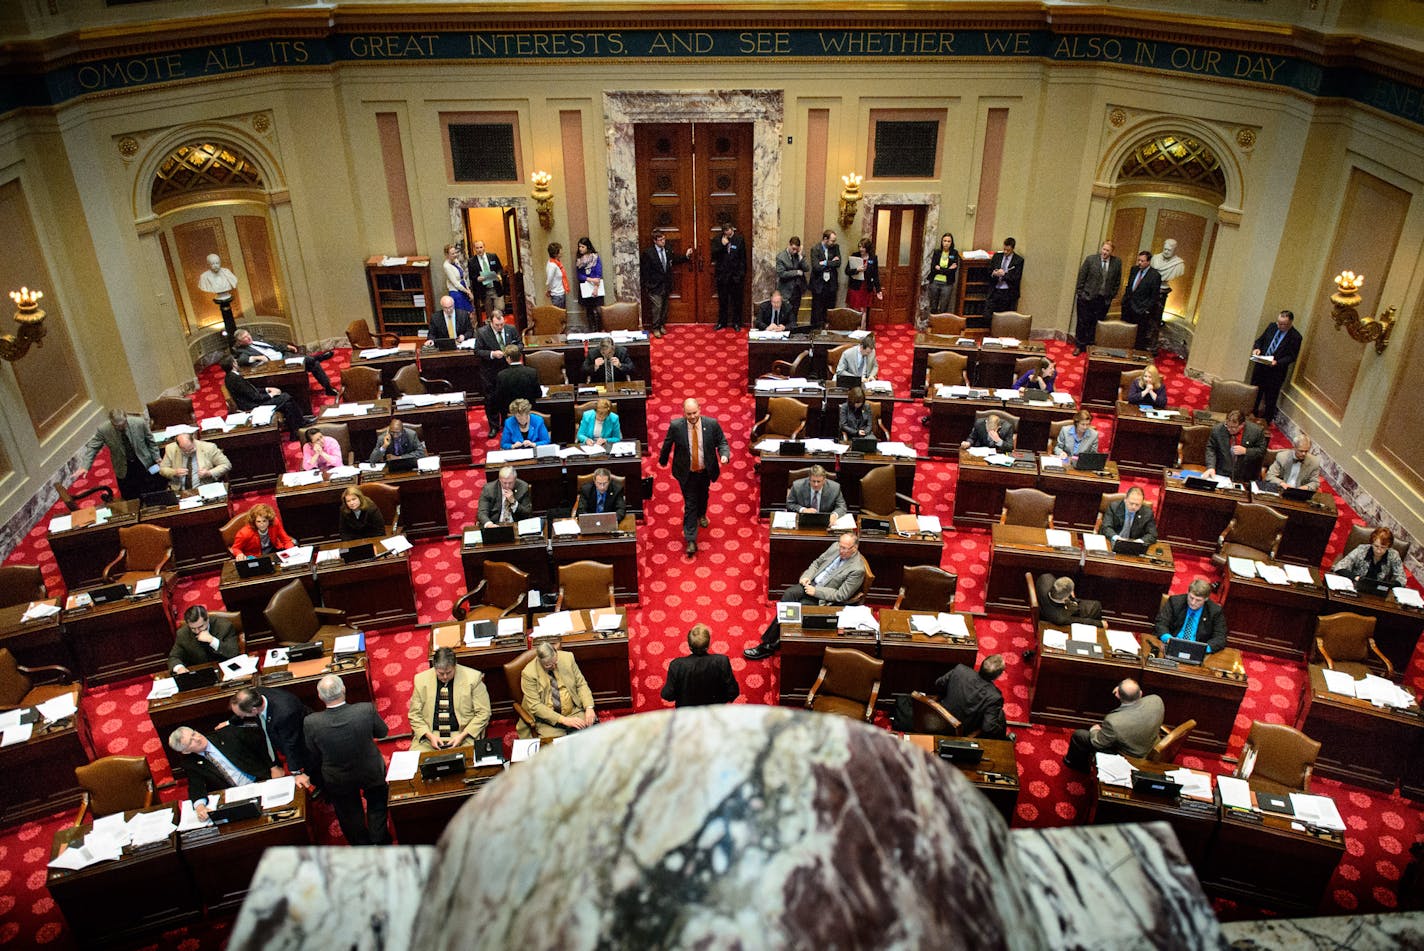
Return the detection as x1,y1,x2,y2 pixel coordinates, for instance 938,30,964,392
869,205,927,327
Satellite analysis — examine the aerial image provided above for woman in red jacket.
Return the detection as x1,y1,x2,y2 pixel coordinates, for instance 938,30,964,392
230,503,294,557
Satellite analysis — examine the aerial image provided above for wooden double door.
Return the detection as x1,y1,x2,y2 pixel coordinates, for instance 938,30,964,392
634,122,753,324
870,204,926,326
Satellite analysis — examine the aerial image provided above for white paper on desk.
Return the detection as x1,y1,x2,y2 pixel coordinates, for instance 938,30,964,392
1324,573,1356,593
863,380,893,395
359,347,400,359
126,809,177,847
1256,564,1290,586
609,441,637,457
21,600,60,621
176,494,203,510
748,330,789,340
314,550,341,565
553,518,580,537
753,439,784,455
465,633,494,649
0,709,22,729
1045,529,1074,548
910,515,940,535
1393,587,1424,609
1041,628,1069,651
414,455,442,473
221,654,259,682
1050,391,1075,405
985,453,1017,467
200,416,225,431
498,617,524,638
1079,532,1108,553
1038,454,1065,469
1320,668,1357,697
1213,474,1234,489
803,438,845,455
593,612,623,632
965,446,994,458
838,605,879,632
1095,753,1134,788
993,388,1020,401
281,355,306,367
48,840,121,871
260,775,296,809
938,384,971,399
48,515,72,533
1069,622,1099,642
1283,564,1315,585
281,470,323,488
386,750,422,783
765,511,796,531
381,535,413,555
1,723,33,747
326,465,359,481
148,677,178,700
829,513,857,531
1217,774,1255,810
1169,768,1215,801
1105,629,1140,655
277,546,313,567
909,614,942,636
511,738,541,763
178,799,213,832
333,633,363,655
133,575,163,596
265,648,290,667
459,531,482,548
875,441,915,458
250,405,276,426
534,611,575,637
528,590,541,608
1291,793,1346,831
940,613,970,639
516,517,543,537
1227,557,1258,578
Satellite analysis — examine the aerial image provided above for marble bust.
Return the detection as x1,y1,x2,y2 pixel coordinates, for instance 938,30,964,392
1150,238,1187,285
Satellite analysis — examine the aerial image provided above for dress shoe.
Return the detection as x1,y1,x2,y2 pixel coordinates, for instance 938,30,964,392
323,388,339,397
487,428,499,439
698,517,709,527
743,644,778,660
1072,346,1084,356
1062,755,1086,771
316,350,335,361
301,414,318,426
684,542,697,556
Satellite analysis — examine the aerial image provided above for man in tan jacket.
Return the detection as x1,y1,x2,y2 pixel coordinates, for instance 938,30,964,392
520,640,596,738
408,647,491,751
158,433,232,492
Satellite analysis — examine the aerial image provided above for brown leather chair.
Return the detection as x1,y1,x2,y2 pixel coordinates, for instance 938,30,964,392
1001,488,1055,528
572,472,627,515
1212,502,1287,567
314,422,354,465
54,479,114,512
600,302,641,332
1177,425,1211,468
556,560,616,611
525,350,569,386
893,565,957,613
909,691,967,736
1342,524,1410,560
208,610,247,655
390,364,451,398
1208,380,1260,418
1146,719,1197,765
767,351,814,380
1012,355,1040,379
1047,419,1072,454
74,756,156,826
360,482,401,533
805,647,883,721
825,307,864,332
219,512,248,552
346,318,399,350
1094,320,1138,350
927,313,968,336
145,397,196,428
339,365,382,402
1025,571,1041,629
262,580,356,646
990,311,1031,339
1092,493,1127,534
1118,369,1143,402
752,397,809,441
1237,721,1320,794
0,564,45,609
1314,612,1392,680
859,464,918,518
926,351,970,388
0,647,78,711
453,561,529,622
372,423,425,459
528,305,568,336
826,343,855,378
103,524,174,589
849,560,874,606
505,649,538,737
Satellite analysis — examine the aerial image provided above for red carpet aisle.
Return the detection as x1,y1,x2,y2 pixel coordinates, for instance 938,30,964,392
2,327,1423,947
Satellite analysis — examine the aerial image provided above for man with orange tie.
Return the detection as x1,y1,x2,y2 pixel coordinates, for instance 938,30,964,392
658,398,731,557
427,295,473,343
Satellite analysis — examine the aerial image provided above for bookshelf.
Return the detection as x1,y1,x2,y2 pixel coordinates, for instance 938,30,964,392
957,259,994,328
365,256,432,337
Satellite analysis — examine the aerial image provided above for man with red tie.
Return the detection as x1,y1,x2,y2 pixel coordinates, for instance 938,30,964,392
658,398,731,557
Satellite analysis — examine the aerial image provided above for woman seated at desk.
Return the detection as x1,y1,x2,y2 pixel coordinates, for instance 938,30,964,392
1055,409,1100,461
839,386,875,442
339,485,385,540
300,427,343,472
577,397,623,447
1126,364,1168,409
1013,357,1056,393
1331,527,1407,589
230,503,294,557
502,398,552,450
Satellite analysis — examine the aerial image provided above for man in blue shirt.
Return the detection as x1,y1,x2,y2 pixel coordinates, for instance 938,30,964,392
1153,577,1228,654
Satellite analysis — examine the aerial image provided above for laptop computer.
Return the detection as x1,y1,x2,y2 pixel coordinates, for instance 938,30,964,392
286,641,324,662
1281,486,1315,501
141,488,180,509
420,751,467,780
432,337,458,352
860,516,891,536
173,667,220,692
936,739,984,764
1130,770,1183,798
208,798,263,825
1073,452,1108,471
849,436,878,454
797,512,831,530
89,582,130,605
234,556,275,578
1183,476,1218,491
780,439,807,456
1112,537,1149,556
1165,637,1208,665
341,543,376,563
386,456,419,473
577,512,618,535
481,524,516,544
1022,387,1051,403
801,612,839,631
835,373,862,390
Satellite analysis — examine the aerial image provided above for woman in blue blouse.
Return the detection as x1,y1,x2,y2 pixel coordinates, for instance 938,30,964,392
501,398,551,449
575,236,603,332
1012,357,1056,393
576,398,623,447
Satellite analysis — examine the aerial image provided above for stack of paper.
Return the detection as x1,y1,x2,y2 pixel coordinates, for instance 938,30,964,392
1320,668,1357,696
1104,628,1140,655
315,550,341,565
281,470,323,488
1039,455,1064,469
937,384,971,399
48,515,72,534
1050,391,1075,405
837,605,879,632
200,416,226,431
1041,629,1069,650
1217,774,1255,810
749,330,789,340
381,535,414,555
1283,564,1315,584
498,617,525,638
264,648,290,667
21,601,60,622
1082,533,1109,552
985,453,1016,466
177,495,204,511
1168,768,1215,801
1045,529,1075,548
126,808,178,847
533,611,576,638
909,613,970,639
993,388,1020,401
486,448,535,464
1228,557,1258,578
917,515,943,534
1070,622,1099,641
326,465,359,481
220,654,260,682
803,438,846,454
552,518,580,537
1354,674,1417,709
277,546,314,567
609,441,637,456
416,455,441,472
48,836,124,871
37,692,78,723
770,511,798,530
965,445,994,457
195,482,228,501
1,723,33,747
1290,793,1346,830
1324,573,1355,593
1095,753,1133,787
516,516,543,536
463,529,483,546
862,380,893,394
386,749,422,782
358,347,401,359
1393,587,1424,609
592,611,623,632
148,677,178,700
250,406,276,426
178,799,214,832
830,512,857,531
754,439,783,454
874,441,916,458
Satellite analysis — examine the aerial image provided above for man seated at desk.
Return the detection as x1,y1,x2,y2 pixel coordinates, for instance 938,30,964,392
427,295,474,344
745,532,866,660
521,640,596,738
478,465,533,528
226,686,313,789
408,647,491,752
661,623,740,707
835,334,878,382
961,412,1015,452
221,355,309,441
493,346,543,434
582,336,633,384
1062,678,1164,770
578,467,626,520
785,464,847,516
230,328,337,398
1100,486,1157,546
933,653,1009,741
1036,574,1103,626
369,417,425,464
168,724,277,820
577,398,623,447
168,604,241,674
158,433,231,492
1153,577,1228,655
1331,527,1407,589
1203,410,1267,483
755,290,793,333
501,398,551,450
1261,434,1322,492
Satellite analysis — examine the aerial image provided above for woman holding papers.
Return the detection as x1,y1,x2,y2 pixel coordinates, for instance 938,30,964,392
574,236,604,332
338,486,385,540
230,504,294,557
1126,364,1168,408
844,237,882,325
1055,410,1100,461
1331,527,1407,589
502,398,552,450
300,427,344,472
577,398,623,447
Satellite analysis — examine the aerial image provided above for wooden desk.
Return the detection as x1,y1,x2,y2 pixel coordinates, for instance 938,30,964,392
350,343,418,389
1255,491,1338,567
1328,588,1424,674
317,398,393,463
388,746,503,844
241,361,313,418
952,450,1039,528
904,733,1019,821
748,335,815,388
64,585,174,684
878,610,979,701
1029,624,1142,730
218,561,318,648
180,786,314,914
486,448,644,518
974,340,1046,389
1089,755,1217,868
541,381,649,446
767,523,944,605
1037,459,1119,531
778,607,879,707
1006,395,1076,453
392,398,474,467
1138,647,1248,753
523,333,653,392
1297,663,1424,793
1110,403,1186,476
460,528,553,597
1203,785,1345,916
140,494,233,575
275,475,348,545
1156,469,1247,555
911,332,980,397
363,466,449,539
0,598,69,669
206,422,284,494
837,453,917,514
1081,347,1151,411
549,515,639,604
437,625,528,720
822,388,898,440
48,499,139,590
1221,566,1328,659
312,539,417,629
418,348,483,403
926,394,1000,456
0,703,92,825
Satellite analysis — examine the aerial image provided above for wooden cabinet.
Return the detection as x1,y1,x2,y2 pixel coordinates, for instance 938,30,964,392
365,256,432,337
957,259,993,327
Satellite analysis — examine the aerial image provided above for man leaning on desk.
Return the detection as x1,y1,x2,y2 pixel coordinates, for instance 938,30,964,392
478,466,533,527
785,465,848,516
226,686,314,790
158,433,231,492
370,417,425,464
1063,678,1164,770
169,724,277,821
932,653,1009,741
521,641,596,738
1100,486,1157,546
168,604,241,673
408,647,491,752
1153,577,1228,655
745,532,865,660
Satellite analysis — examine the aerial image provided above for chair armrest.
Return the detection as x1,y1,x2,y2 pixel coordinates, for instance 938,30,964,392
157,549,174,575
75,793,91,827
1046,516,1055,530
769,360,793,377
314,606,348,624
555,588,566,612
892,588,906,611
604,585,616,610
143,782,156,809
19,662,77,685
422,376,453,394
499,598,525,618
376,331,401,348
102,548,127,580
452,583,487,621
864,679,882,721
1367,637,1395,679
804,667,829,710
1301,763,1313,793
751,415,770,440
512,701,536,728
895,493,920,514
1267,532,1283,561
1217,518,1238,548
790,422,806,439
1314,636,1333,669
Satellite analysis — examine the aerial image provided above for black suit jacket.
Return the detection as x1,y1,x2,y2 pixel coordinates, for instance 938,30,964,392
225,370,270,412
1035,573,1102,626
967,418,1015,450
934,665,1007,740
303,702,388,791
1154,595,1228,654
474,324,521,380
711,234,747,284
811,242,842,294
1122,265,1162,319
1205,421,1268,481
477,478,533,525
640,245,685,295
339,505,385,540
427,308,474,341
168,617,241,671
180,724,277,803
989,251,1024,302
231,687,312,776
577,480,626,520
493,364,542,418
231,337,290,366
755,300,795,330
1253,323,1303,371
660,416,730,481
1100,501,1158,545
470,252,505,296
582,346,633,383
661,652,740,707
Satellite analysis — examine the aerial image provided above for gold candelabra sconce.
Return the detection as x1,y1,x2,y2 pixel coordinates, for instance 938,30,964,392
2,287,47,363
530,170,554,230
1330,271,1396,355
838,172,863,230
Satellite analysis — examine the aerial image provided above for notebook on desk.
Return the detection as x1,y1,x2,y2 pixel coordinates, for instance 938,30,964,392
340,543,376,563
849,436,878,454
1183,476,1218,491
386,456,419,473
141,489,180,509
431,338,457,352
208,798,262,825
801,612,839,630
1130,770,1182,798
89,583,130,605
420,751,467,780
286,641,324,662
1357,578,1392,598
1073,452,1108,471
1022,388,1051,403
936,739,984,764
835,374,862,390
779,440,806,456
1111,537,1148,556
1281,486,1315,501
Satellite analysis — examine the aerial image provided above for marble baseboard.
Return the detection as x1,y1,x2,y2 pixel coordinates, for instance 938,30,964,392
1221,912,1424,949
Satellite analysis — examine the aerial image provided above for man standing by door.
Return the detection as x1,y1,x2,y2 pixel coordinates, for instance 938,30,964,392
809,229,842,331
659,398,731,558
640,230,693,338
469,239,505,323
711,223,747,331
1073,240,1122,355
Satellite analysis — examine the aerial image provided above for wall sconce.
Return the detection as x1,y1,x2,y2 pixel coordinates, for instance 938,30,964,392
2,287,47,363
530,170,554,230
1330,270,1396,355
838,172,863,230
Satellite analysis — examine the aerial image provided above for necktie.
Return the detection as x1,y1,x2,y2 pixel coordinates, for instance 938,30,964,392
814,556,844,587
549,670,562,713
690,421,703,472
1101,258,1107,272
1132,269,1143,291
659,248,667,269
501,495,511,522
597,492,606,512
1288,461,1301,485
1123,510,1134,537
447,311,456,337
188,453,198,488
1267,329,1284,355
258,711,275,760
811,491,820,511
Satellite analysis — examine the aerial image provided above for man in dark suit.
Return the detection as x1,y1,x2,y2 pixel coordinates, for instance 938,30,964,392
168,724,277,820
711,223,748,330
492,345,542,438
582,337,633,383
474,310,522,437
961,412,1015,451
785,465,847,516
1063,678,1164,770
775,237,808,322
478,466,533,526
747,532,866,659
808,229,841,331
303,675,390,845
1120,250,1163,351
228,686,313,789
230,329,337,397
639,230,692,338
427,295,474,343
577,467,626,520
1249,309,1303,420
659,398,731,556
1035,573,1102,626
933,654,1008,740
755,290,794,332
369,417,425,464
1204,409,1268,483
220,355,308,440
982,238,1023,317
468,239,505,320
168,604,241,673
1073,240,1123,354
661,623,740,707
1154,577,1228,655
1100,486,1158,546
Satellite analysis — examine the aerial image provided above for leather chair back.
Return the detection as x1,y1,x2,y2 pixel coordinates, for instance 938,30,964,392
219,513,248,550
1240,721,1320,794
1002,488,1055,528
1013,355,1040,378
505,648,538,734
974,408,1019,434
1118,369,1142,402
75,755,155,819
118,525,173,573
340,366,382,402
208,610,247,655
808,647,883,721
1025,571,1041,629
826,307,863,331
0,649,32,707
864,401,888,441
1208,380,1260,417
1313,611,1389,679
360,482,400,530
373,423,425,453
529,305,568,336
1178,425,1211,468
263,580,321,644
390,364,426,398
849,559,874,606
526,350,568,386
926,351,969,388
573,473,627,516
0,564,45,609
1047,419,1071,453
599,302,640,331
1093,492,1127,533
346,319,376,349
485,561,530,614
858,464,898,517
763,397,809,439
221,384,237,413
146,397,196,428
827,343,855,378
1147,719,1197,764
927,313,967,336
1342,524,1410,559
557,560,615,611
990,312,1031,339
1094,320,1137,350
895,565,957,613
1224,502,1288,556
909,691,964,735
315,423,353,464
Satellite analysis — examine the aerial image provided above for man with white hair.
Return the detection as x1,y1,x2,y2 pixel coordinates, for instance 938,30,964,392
477,465,532,527
1263,433,1322,492
158,432,231,492
168,724,275,821
303,674,390,844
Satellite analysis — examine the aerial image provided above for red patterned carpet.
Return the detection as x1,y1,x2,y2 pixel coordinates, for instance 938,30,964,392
2,325,1422,947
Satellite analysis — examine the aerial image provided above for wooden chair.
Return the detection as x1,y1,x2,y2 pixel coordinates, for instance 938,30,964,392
1314,612,1392,680
219,512,248,552
1146,719,1197,765
145,397,195,428
1212,502,1287,567
927,313,968,336
103,524,174,589
1177,425,1211,468
1012,355,1040,380
360,482,401,534
804,647,883,721
262,580,357,646
1092,492,1127,534
990,311,1032,339
208,610,247,656
752,397,809,441
909,691,968,736
849,561,874,606
1118,369,1142,402
600,302,641,331
826,307,864,332
372,423,425,459
54,480,114,512
859,401,890,442
970,409,1019,450
1025,571,1041,629
1094,320,1137,350
1342,524,1410,560
1047,419,1072,454
572,473,626,515
859,464,918,518
528,305,568,336
1000,487,1055,528
339,365,382,402
826,343,855,379
1208,380,1260,418
504,649,538,737
346,318,399,350
526,350,569,386
453,561,529,622
74,756,156,826
556,560,615,611
314,422,354,466
0,564,45,609
766,350,815,380
390,364,451,398
926,351,970,388
1237,721,1319,794
0,647,78,712
893,565,957,613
